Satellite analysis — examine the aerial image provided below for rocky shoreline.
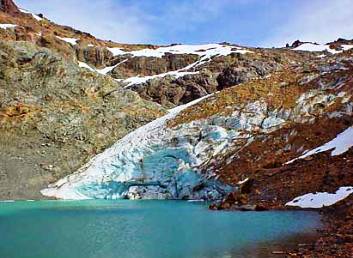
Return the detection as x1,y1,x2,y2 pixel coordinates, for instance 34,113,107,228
240,231,320,257
212,195,352,257
286,197,353,257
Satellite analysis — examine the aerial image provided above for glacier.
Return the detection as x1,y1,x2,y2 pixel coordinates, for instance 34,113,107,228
41,87,350,201
41,95,235,200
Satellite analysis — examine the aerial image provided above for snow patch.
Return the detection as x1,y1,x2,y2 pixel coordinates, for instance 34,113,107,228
287,127,353,164
0,24,17,29
106,47,126,56
97,64,119,75
293,43,353,54
286,186,353,208
77,58,196,84
78,61,95,72
124,71,199,87
341,45,353,51
56,36,78,45
78,60,128,75
293,43,340,54
237,178,249,185
97,59,128,75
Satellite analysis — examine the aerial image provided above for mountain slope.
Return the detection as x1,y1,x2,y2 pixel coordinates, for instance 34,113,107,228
0,1,164,199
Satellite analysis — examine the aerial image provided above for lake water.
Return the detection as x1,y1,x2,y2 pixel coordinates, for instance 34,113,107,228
0,200,320,258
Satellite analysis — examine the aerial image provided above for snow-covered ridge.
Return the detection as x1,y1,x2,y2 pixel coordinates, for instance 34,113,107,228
108,43,250,58
79,43,251,87
293,43,353,54
287,126,353,164
286,186,353,208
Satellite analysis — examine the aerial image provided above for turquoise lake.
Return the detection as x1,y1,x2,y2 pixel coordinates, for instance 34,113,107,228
0,200,321,258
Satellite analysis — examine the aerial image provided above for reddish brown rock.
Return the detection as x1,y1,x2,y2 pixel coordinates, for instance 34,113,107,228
0,0,20,15
76,46,113,68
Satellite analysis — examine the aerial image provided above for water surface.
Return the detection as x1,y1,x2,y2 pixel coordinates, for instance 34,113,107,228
0,200,320,258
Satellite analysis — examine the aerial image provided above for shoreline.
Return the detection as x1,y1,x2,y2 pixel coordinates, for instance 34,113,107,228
238,231,320,258
283,196,353,257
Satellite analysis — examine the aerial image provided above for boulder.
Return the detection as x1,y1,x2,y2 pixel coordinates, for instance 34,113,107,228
76,46,113,68
216,60,276,90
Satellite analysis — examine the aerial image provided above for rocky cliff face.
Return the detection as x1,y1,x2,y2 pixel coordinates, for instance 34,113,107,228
0,40,163,199
0,0,20,15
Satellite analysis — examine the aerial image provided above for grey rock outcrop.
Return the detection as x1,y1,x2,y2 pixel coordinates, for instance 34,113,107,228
0,40,164,199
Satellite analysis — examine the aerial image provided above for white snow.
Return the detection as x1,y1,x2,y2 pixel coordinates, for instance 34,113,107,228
20,8,43,21
106,47,126,56
342,44,353,51
237,178,249,185
286,186,353,208
78,59,128,75
78,61,95,72
77,58,198,85
108,43,250,59
56,36,78,45
78,62,199,87
97,59,128,75
77,58,196,82
287,127,353,164
293,43,340,54
0,24,17,29
97,64,119,75
292,43,353,54
124,70,199,87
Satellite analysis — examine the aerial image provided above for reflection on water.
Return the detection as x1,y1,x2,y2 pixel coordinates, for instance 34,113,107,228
0,200,321,258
